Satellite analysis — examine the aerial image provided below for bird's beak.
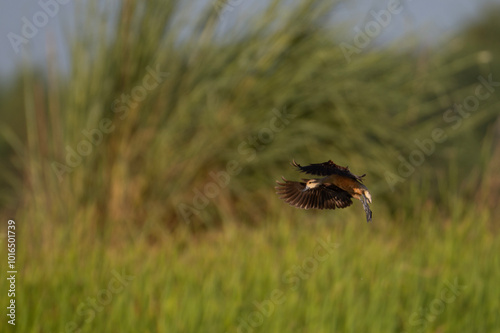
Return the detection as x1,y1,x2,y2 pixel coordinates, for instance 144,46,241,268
302,186,310,192
360,194,373,223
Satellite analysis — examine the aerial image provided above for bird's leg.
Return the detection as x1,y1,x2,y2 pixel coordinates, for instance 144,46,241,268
361,194,373,223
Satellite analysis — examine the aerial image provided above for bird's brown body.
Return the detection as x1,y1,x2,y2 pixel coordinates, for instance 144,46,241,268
314,174,371,203
275,160,373,222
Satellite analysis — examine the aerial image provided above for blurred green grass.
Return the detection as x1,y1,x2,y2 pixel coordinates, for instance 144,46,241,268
8,0,499,230
1,0,500,332
2,211,500,332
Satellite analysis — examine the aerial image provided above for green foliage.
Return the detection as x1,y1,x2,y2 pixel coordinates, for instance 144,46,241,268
3,0,497,230
0,0,500,331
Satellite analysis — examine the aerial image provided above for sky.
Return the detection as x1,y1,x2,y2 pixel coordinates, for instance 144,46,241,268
0,0,499,80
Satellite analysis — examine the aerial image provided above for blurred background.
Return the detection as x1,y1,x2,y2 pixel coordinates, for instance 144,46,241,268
1,0,500,332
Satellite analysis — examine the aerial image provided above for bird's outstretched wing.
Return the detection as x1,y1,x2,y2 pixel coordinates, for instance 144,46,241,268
275,177,353,210
291,160,365,181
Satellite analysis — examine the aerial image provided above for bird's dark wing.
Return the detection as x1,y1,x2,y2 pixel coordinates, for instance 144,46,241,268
275,177,353,210
291,160,365,181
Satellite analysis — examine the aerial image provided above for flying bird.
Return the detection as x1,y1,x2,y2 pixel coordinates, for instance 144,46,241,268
275,160,373,222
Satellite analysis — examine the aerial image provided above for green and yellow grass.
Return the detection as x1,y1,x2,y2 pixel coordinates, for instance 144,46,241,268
2,206,500,332
1,0,500,332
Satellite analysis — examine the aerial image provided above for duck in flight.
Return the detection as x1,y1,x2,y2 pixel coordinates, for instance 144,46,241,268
275,160,373,222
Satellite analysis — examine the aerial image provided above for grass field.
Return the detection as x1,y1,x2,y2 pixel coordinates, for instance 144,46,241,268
1,0,500,332
2,207,500,332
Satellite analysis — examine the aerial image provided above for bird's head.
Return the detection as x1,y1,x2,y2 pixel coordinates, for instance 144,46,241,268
303,179,320,191
363,190,372,204
353,188,372,204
